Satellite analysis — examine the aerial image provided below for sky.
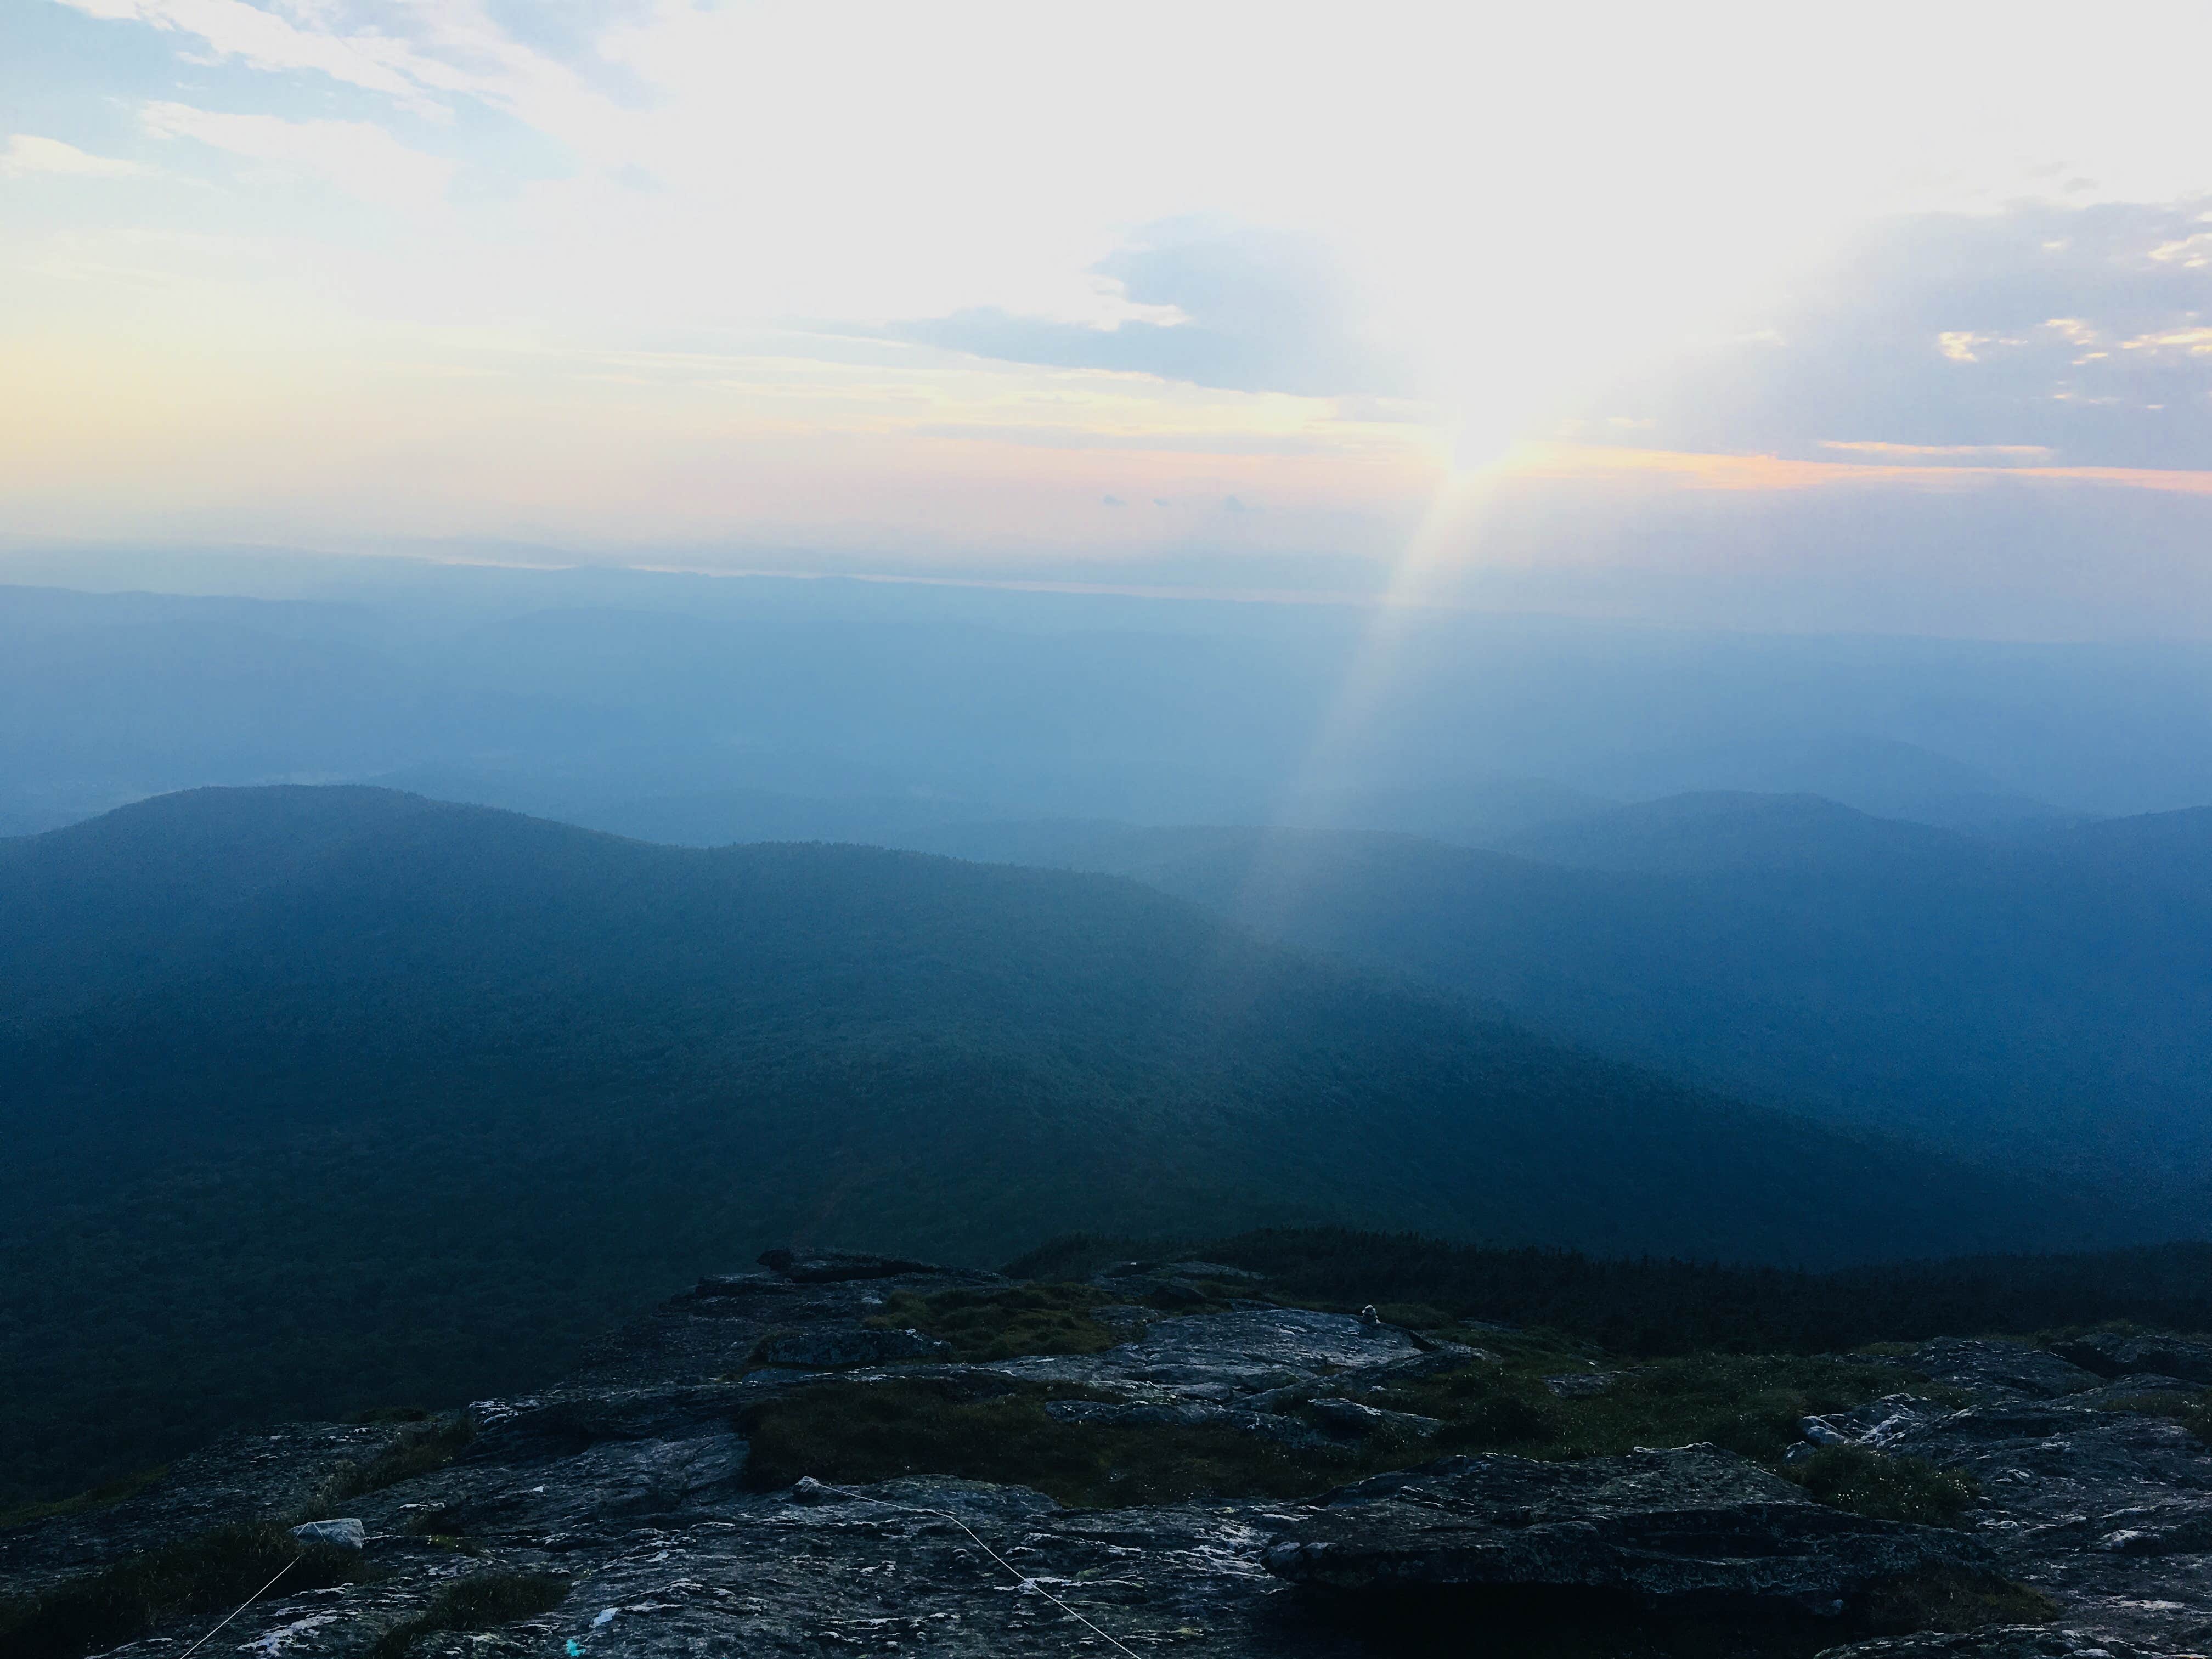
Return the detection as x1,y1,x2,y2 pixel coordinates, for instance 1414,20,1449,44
4,0,2210,636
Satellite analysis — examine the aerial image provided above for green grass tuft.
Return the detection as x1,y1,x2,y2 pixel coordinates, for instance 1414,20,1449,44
327,1414,478,1502
1787,1446,1979,1527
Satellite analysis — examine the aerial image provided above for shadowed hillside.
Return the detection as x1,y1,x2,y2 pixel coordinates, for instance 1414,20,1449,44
910,800,2212,1184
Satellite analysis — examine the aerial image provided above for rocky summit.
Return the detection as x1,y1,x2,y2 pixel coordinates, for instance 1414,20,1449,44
7,1251,2212,1658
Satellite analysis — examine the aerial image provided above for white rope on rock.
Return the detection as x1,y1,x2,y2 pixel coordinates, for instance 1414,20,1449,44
802,1478,1146,1659
173,1557,297,1659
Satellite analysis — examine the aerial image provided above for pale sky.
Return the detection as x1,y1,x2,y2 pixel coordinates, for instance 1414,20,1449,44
4,1,2210,634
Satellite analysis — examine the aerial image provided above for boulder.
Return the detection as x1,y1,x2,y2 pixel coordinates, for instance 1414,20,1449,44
1262,1444,1993,1613
289,1517,366,1549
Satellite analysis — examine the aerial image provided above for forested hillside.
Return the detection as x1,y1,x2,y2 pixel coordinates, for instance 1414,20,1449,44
0,785,2145,1505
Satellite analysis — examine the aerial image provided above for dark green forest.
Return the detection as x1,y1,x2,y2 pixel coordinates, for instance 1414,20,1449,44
0,786,2185,1508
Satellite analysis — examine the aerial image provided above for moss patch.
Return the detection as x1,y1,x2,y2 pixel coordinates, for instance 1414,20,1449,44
862,1283,1126,1362
737,1378,1361,1506
1373,1352,1909,1470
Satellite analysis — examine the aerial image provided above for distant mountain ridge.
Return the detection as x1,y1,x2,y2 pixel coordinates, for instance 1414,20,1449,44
911,797,2212,1183
15,575,2212,847
1489,790,1977,873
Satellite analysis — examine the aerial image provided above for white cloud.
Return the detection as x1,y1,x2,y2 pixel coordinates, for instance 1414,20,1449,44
2149,232,2212,268
142,101,454,210
2124,328,2212,357
0,134,153,178
57,0,452,114
54,0,634,145
1938,332,1998,363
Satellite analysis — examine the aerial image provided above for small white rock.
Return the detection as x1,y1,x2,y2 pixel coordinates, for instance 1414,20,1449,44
289,1518,365,1550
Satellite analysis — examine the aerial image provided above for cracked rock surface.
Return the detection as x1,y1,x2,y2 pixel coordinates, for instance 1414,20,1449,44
8,1256,2212,1658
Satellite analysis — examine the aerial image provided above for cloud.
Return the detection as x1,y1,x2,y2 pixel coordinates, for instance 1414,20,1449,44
55,0,640,143
1592,198,2212,470
142,101,455,209
59,0,451,115
2124,327,2212,357
2149,228,2212,268
891,222,1416,398
0,134,153,178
